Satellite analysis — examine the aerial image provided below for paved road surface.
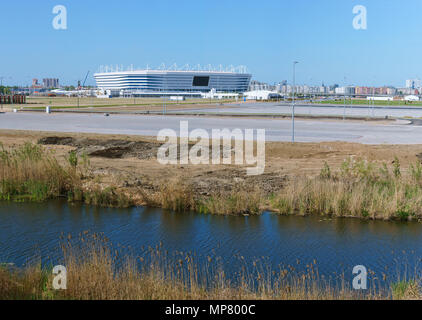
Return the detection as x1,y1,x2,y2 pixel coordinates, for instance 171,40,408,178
173,102,422,119
0,112,421,144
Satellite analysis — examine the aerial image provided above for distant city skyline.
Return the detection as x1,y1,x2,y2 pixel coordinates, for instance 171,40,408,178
4,73,421,94
1,0,422,87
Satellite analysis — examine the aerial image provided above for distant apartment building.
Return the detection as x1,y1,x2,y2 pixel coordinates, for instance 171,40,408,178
248,80,274,91
31,78,43,89
386,87,397,96
335,86,355,95
275,81,287,93
374,87,387,95
43,78,59,88
277,84,329,95
354,86,396,96
406,79,421,89
279,85,292,94
355,87,372,95
252,82,403,97
397,87,419,95
319,86,328,94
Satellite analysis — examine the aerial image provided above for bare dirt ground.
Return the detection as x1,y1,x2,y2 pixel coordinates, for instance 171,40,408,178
2,130,422,206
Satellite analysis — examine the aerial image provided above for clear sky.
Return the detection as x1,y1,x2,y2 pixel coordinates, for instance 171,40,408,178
0,0,421,87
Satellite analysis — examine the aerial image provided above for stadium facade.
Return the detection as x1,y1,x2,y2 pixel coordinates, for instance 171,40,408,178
94,68,252,97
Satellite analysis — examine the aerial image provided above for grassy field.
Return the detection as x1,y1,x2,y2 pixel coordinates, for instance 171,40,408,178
21,96,238,110
1,233,416,300
316,99,422,107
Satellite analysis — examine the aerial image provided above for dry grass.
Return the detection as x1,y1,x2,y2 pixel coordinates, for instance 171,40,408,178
0,234,396,300
142,178,264,215
197,189,262,215
0,142,132,207
0,142,78,201
273,158,422,220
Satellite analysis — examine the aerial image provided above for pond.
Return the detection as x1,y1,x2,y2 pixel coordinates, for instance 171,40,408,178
1,200,421,285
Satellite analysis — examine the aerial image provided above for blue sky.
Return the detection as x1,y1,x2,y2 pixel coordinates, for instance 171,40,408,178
0,0,421,87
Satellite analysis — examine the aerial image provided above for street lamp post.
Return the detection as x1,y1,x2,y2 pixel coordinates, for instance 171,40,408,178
372,87,375,118
292,61,299,143
0,77,3,111
343,76,346,121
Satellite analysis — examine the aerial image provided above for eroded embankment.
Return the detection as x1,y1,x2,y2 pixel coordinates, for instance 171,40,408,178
35,136,422,220
37,136,286,214
2,131,422,219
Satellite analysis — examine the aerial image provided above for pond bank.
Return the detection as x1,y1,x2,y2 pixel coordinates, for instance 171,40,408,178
2,130,422,220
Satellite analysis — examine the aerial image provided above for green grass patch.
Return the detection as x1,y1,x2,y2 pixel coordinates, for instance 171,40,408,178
0,142,133,208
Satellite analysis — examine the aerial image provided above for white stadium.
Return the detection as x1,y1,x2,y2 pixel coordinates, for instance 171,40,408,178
94,65,252,98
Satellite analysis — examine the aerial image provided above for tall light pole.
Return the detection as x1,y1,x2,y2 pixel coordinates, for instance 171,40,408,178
0,77,3,110
343,76,347,121
372,76,376,118
371,86,375,118
292,61,299,143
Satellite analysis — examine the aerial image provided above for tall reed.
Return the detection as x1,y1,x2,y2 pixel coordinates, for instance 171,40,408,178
0,234,395,300
0,142,131,207
273,158,422,220
144,178,264,215
0,142,77,201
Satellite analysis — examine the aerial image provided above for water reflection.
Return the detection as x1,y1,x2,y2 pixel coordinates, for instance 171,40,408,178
1,200,422,282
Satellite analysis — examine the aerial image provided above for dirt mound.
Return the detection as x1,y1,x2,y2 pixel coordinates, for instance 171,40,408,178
38,136,233,161
38,136,75,146
38,136,160,159
191,169,286,196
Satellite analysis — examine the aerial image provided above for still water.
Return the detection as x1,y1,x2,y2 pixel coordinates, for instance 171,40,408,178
1,200,422,282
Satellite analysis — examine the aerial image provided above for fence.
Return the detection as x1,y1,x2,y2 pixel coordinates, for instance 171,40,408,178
0,94,26,104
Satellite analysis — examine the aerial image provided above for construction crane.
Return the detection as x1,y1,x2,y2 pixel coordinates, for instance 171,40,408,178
77,71,90,108
82,71,90,88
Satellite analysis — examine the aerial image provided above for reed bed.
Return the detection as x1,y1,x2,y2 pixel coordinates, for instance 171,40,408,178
0,142,131,207
273,158,422,220
0,142,74,202
0,234,407,300
144,178,264,215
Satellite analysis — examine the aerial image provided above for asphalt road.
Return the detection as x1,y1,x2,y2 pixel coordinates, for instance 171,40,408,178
0,113,422,144
0,112,421,144
173,102,422,118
